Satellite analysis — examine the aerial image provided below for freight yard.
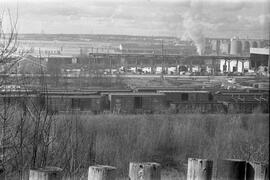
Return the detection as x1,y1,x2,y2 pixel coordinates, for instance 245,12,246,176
2,34,269,115
1,76,269,114
0,33,269,180
0,0,269,179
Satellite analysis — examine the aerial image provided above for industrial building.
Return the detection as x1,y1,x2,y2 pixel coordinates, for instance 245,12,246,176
117,42,197,55
10,36,269,77
204,37,268,56
250,48,269,71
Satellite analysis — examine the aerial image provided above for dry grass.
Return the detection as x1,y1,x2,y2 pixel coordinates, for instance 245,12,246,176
46,113,269,179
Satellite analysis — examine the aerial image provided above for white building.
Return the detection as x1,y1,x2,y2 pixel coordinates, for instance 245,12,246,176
220,59,249,73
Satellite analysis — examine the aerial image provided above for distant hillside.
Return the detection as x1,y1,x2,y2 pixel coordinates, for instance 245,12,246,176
17,34,179,42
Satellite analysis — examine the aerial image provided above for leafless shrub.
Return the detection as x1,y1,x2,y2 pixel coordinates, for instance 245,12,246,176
37,113,268,179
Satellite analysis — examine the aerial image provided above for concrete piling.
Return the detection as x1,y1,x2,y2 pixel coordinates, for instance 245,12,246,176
187,158,213,180
216,159,246,180
246,162,269,180
29,166,62,180
88,165,116,180
129,162,161,180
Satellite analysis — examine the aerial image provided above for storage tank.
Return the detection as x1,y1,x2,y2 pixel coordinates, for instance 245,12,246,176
220,40,230,54
251,41,258,48
230,39,242,55
243,41,250,54
216,40,220,55
259,41,265,48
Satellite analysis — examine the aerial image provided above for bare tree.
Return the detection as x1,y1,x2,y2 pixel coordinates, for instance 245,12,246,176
0,9,18,180
0,10,22,75
0,9,28,180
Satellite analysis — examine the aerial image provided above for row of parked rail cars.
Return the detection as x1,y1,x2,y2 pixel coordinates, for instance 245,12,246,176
0,87,268,114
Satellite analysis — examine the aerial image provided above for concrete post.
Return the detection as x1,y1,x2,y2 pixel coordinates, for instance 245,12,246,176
29,167,62,180
246,162,269,180
88,165,116,180
129,162,161,180
187,158,213,180
216,159,246,180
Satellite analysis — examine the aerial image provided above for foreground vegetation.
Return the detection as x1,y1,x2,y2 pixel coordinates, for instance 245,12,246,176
1,112,268,179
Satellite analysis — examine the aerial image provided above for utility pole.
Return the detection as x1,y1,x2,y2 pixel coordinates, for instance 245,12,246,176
268,48,270,76
161,40,164,80
0,18,2,38
268,23,270,76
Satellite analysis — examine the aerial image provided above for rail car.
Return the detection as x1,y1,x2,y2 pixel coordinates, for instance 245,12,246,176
0,88,268,114
157,90,221,113
108,92,165,114
134,86,218,93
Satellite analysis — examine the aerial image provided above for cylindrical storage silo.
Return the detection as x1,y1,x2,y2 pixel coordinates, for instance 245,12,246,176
230,39,238,55
216,40,221,55
252,41,259,48
259,41,265,48
88,165,116,180
129,162,161,180
187,158,213,180
29,167,63,180
243,41,251,54
220,40,230,54
216,159,246,180
230,39,242,55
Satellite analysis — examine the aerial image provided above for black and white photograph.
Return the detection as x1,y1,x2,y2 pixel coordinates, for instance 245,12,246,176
0,0,269,179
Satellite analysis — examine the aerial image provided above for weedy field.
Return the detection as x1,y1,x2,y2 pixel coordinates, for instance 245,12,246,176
53,113,269,179
2,113,269,179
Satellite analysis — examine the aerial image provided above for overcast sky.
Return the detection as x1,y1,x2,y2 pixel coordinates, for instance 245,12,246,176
1,0,269,38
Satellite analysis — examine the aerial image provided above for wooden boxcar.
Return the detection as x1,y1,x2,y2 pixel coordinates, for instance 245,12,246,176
158,90,218,113
159,90,213,103
108,93,165,114
44,93,103,113
215,91,269,113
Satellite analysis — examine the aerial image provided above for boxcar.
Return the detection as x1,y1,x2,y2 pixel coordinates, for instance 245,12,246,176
108,93,165,114
158,90,216,113
159,91,213,103
46,94,103,113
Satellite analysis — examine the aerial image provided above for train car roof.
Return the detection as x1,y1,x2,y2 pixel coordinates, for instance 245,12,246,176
47,95,101,98
158,90,210,93
219,92,268,95
42,91,98,95
109,92,165,96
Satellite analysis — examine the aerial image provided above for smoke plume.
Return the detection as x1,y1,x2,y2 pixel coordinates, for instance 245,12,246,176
181,0,205,55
